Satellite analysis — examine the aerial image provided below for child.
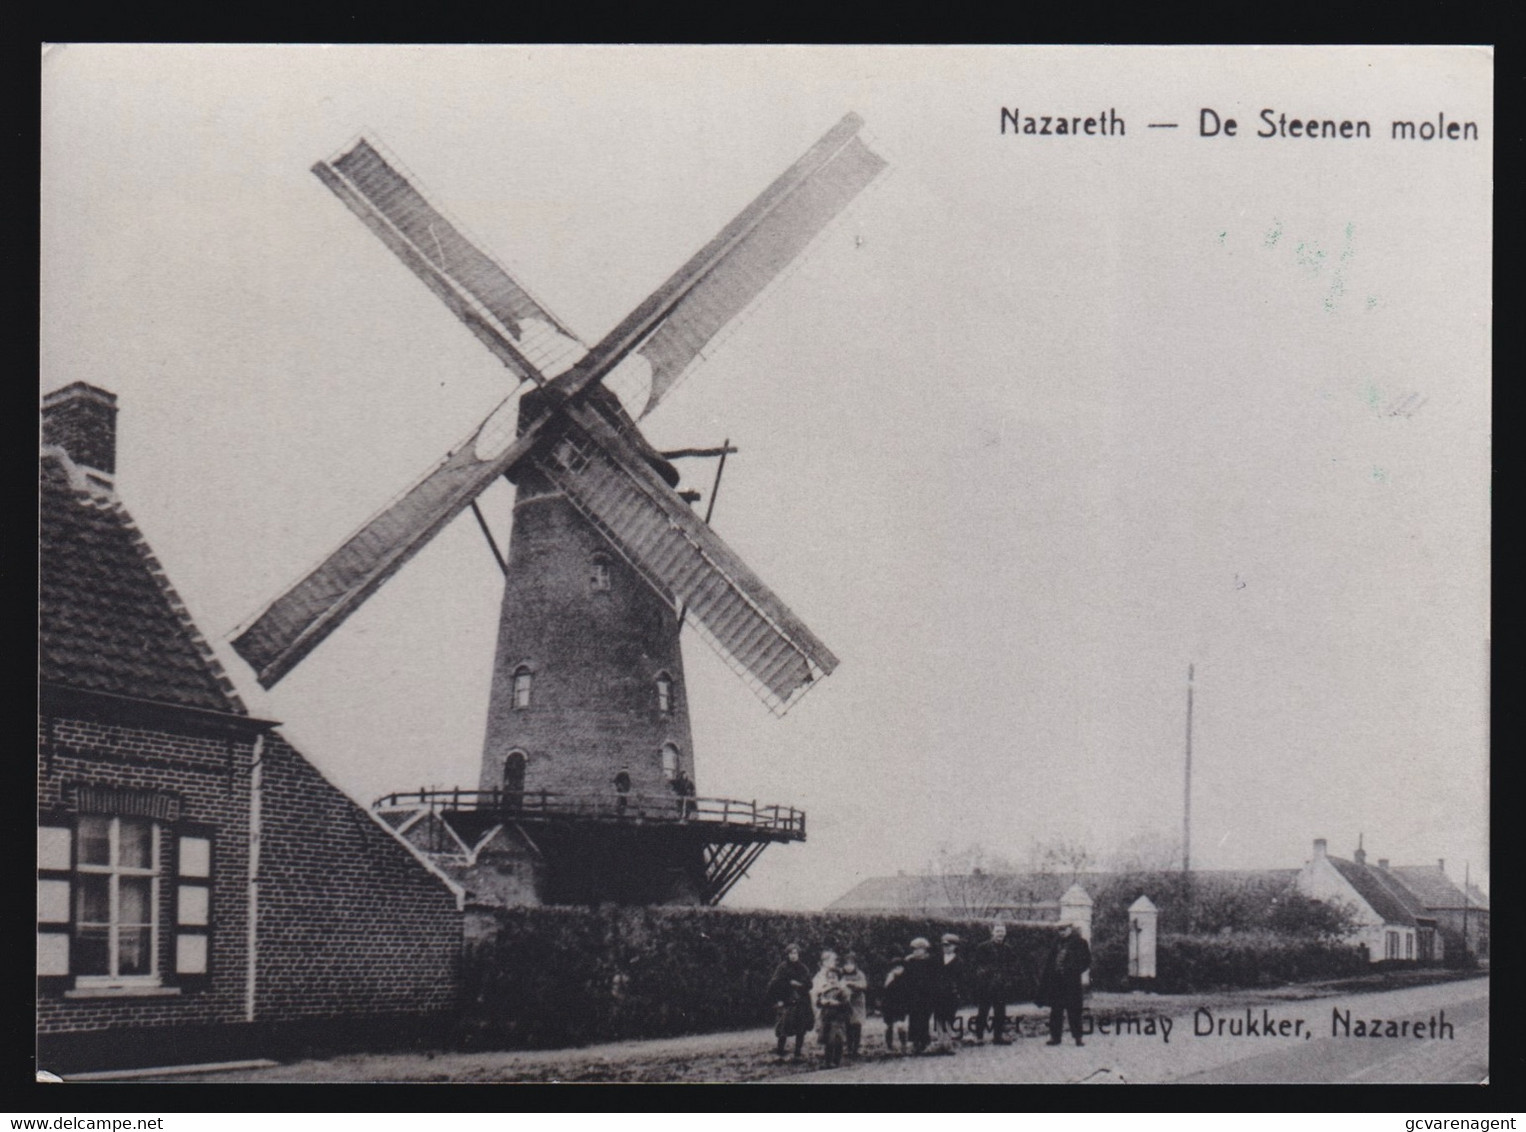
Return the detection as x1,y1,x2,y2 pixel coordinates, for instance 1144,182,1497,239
810,948,840,1048
838,951,869,1057
766,942,814,1060
817,982,854,1067
879,949,909,1052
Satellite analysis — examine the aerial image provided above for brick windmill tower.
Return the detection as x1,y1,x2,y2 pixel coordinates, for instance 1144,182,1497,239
232,115,885,905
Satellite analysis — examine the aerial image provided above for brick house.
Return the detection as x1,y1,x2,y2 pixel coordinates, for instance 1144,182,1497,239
38,383,464,1073
1386,860,1489,963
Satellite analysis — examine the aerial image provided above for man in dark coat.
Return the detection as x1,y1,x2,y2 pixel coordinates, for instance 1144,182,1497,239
878,950,909,1051
935,933,965,1041
971,921,1026,1043
897,937,939,1054
1037,922,1091,1046
766,942,814,1059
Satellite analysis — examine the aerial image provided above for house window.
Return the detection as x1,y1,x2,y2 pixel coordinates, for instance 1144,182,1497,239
661,743,680,782
1385,930,1400,960
37,817,213,986
72,816,161,982
513,666,533,710
590,556,611,592
1404,932,1414,960
656,673,673,715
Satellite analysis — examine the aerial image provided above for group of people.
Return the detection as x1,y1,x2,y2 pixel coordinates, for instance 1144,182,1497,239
766,921,1093,1063
765,945,868,1064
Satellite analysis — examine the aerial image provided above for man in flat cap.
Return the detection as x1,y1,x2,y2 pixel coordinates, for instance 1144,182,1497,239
899,937,938,1054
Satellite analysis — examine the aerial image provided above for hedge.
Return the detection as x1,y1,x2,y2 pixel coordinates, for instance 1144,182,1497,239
1091,930,1367,994
459,904,1060,1049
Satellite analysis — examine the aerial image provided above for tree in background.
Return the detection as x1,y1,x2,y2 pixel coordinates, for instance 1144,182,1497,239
1105,830,1183,874
1025,835,1095,881
1264,889,1361,941
927,842,1022,918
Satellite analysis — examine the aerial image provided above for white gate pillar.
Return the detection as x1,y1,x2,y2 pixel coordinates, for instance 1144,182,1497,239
1128,894,1158,981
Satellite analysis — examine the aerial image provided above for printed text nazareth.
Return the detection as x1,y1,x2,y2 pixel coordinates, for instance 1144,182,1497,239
1001,107,1481,141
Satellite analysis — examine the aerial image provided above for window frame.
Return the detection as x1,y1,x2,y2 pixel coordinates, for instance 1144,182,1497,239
512,665,534,710
660,743,680,782
37,814,215,992
656,672,674,715
70,815,162,988
590,554,612,593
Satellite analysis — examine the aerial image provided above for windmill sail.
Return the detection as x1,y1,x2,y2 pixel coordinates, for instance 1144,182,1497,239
553,113,885,412
231,399,547,688
540,401,838,713
236,116,876,695
316,139,586,381
632,130,885,418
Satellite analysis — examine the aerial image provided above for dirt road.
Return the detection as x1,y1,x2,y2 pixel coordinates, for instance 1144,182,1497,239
127,973,1486,1085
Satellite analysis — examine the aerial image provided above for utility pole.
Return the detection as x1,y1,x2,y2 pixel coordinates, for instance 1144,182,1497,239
1183,662,1195,932
1463,861,1470,959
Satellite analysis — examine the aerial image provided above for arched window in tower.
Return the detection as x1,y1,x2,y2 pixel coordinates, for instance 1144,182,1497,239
661,743,680,782
656,672,673,714
503,750,527,801
590,554,611,592
512,665,533,710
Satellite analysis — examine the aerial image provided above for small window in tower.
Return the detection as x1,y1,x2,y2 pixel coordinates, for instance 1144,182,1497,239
656,672,673,714
551,435,590,473
590,555,611,592
512,666,533,710
661,743,680,782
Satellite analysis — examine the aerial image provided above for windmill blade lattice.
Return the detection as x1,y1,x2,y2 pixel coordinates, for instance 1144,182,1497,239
538,401,838,713
632,129,885,419
317,138,586,382
230,395,540,688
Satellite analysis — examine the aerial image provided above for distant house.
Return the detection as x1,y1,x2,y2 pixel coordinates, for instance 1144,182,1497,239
826,868,1308,949
827,871,1108,919
38,383,464,1073
1294,838,1429,963
1387,860,1489,962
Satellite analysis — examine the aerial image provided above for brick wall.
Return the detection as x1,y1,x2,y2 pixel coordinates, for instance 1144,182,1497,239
39,712,465,1068
254,734,462,1023
480,477,697,800
37,713,253,1034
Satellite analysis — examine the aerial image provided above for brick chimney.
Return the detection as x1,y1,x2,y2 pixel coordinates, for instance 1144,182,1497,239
42,383,118,482
1438,858,1445,874
1313,838,1327,858
1353,833,1366,867
1377,858,1389,870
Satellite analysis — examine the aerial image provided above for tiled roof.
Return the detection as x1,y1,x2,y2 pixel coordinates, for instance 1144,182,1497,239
827,869,1298,912
40,450,246,716
827,872,1112,911
1364,866,1433,921
1328,858,1417,927
1388,866,1490,912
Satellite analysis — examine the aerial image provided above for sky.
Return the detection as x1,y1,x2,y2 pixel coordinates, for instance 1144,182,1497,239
40,45,1492,909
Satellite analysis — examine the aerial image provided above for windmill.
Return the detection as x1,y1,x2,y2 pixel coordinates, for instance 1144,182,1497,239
231,114,886,905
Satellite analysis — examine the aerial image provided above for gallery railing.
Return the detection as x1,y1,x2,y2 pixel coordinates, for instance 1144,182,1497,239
372,787,806,838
